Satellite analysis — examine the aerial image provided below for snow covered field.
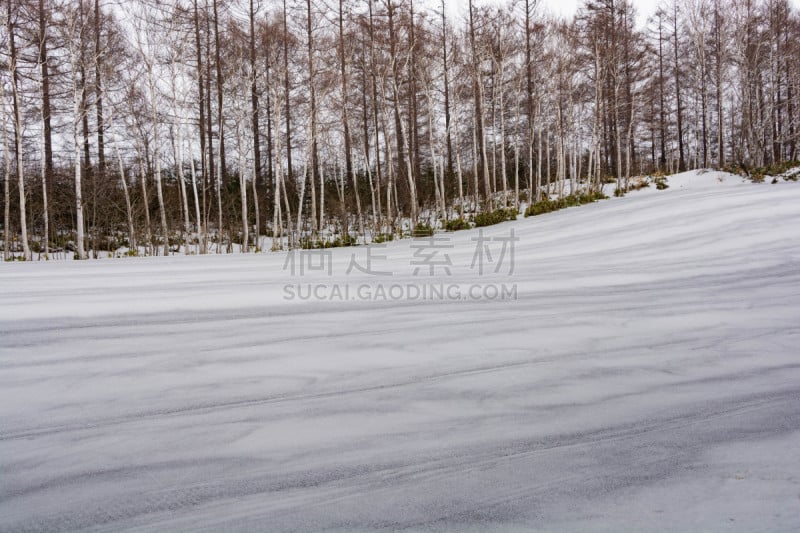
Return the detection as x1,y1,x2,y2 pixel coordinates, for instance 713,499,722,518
2,171,800,532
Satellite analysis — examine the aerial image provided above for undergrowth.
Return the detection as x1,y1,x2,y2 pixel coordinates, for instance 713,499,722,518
301,234,358,249
525,191,608,217
475,208,519,227
444,218,472,231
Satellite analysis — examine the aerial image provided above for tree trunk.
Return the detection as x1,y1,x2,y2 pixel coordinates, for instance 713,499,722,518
673,0,686,171
175,129,191,255
39,0,53,256
7,5,31,260
339,0,363,237
387,2,406,220
189,158,203,253
359,44,376,233
40,77,50,258
72,68,86,260
368,0,383,231
193,0,207,253
95,0,105,185
249,0,262,191
238,133,249,252
114,143,136,254
272,94,284,250
469,0,491,209
282,0,293,181
441,0,453,177
306,0,318,234
213,0,226,184
1,81,11,261
525,0,535,201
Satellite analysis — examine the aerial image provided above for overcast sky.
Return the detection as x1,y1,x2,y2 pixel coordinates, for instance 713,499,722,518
443,0,800,28
443,0,659,27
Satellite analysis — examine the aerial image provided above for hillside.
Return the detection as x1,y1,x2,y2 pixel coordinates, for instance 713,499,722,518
1,170,799,531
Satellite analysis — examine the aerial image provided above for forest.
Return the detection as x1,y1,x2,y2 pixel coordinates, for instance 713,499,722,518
1,0,798,260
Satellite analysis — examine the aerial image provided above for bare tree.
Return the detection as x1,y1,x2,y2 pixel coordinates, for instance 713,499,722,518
6,1,31,260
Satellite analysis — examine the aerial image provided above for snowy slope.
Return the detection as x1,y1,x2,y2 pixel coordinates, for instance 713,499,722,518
1,170,800,531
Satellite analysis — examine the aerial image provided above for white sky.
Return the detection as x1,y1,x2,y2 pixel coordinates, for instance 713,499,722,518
443,0,660,27
444,0,800,28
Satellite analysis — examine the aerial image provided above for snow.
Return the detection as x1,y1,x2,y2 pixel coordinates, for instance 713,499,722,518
2,170,800,531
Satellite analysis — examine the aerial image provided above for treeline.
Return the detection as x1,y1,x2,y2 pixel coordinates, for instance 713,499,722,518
1,0,798,259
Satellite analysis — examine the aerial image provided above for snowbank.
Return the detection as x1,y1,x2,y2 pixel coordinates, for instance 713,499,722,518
1,170,799,531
